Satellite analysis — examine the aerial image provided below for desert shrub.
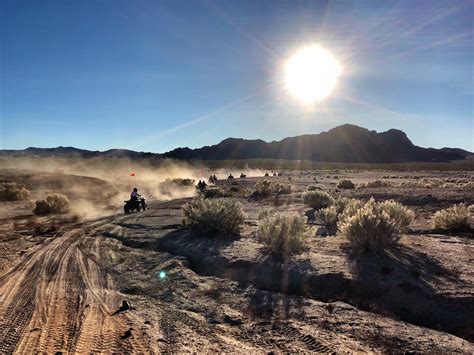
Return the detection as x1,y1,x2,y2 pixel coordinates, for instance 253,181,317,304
303,191,333,210
377,200,414,231
182,198,245,236
33,193,70,215
359,180,391,188
317,197,363,234
317,206,339,234
307,185,321,191
257,210,309,256
168,178,195,187
416,178,443,189
201,187,226,199
159,178,195,197
337,179,355,189
468,204,474,214
432,203,470,231
338,199,399,253
273,182,291,194
252,179,291,196
461,181,474,190
0,183,31,201
229,186,239,192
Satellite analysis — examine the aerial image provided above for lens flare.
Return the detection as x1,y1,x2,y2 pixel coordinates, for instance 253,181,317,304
285,45,341,103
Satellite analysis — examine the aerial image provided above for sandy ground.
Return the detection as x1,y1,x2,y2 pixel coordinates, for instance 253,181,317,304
0,168,473,353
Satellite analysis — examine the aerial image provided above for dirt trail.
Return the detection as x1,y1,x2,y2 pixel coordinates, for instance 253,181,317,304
1,196,473,353
0,218,154,353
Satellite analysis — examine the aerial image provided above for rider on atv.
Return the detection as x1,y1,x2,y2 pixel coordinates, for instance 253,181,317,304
124,187,146,213
131,187,140,200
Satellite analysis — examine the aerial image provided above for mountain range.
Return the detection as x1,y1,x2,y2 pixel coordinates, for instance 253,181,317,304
1,124,471,163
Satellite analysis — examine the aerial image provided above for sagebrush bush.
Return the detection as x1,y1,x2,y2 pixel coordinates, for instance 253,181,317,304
307,185,321,191
252,179,291,196
432,203,470,231
33,193,70,215
0,183,31,201
316,197,363,234
359,180,392,188
257,210,309,256
337,179,355,189
377,200,414,231
303,191,333,210
182,198,245,236
201,187,226,199
317,206,339,234
338,199,399,252
168,178,195,187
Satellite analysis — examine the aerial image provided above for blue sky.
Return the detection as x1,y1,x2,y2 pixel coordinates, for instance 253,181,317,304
1,0,472,152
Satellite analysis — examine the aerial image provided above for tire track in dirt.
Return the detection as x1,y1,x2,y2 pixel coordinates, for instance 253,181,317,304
0,258,41,354
0,218,151,353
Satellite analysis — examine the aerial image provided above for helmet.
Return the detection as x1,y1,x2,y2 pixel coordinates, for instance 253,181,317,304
133,187,138,192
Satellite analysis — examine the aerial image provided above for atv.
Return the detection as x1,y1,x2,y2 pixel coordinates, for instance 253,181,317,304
124,197,146,214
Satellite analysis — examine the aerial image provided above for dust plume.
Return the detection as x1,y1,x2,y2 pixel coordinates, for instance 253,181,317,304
0,156,266,219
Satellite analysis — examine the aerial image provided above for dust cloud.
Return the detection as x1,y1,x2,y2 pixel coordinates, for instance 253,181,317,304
0,157,266,219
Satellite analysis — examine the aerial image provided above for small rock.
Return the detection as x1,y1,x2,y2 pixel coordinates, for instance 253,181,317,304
121,328,133,340
316,227,329,237
223,315,243,326
207,317,222,325
112,300,131,315
120,300,131,311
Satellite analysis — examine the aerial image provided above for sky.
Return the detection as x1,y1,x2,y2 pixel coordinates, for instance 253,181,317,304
1,0,473,152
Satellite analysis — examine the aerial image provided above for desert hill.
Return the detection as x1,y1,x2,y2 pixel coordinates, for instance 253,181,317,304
1,124,471,163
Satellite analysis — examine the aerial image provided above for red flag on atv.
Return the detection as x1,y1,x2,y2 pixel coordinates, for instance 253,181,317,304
130,172,136,176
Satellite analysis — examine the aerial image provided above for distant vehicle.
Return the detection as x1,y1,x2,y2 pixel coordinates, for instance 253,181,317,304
240,173,246,178
124,197,146,213
228,174,234,179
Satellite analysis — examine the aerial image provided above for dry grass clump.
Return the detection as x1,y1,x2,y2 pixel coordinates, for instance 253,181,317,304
358,180,392,188
182,197,245,236
337,179,355,189
257,209,310,257
432,203,470,231
252,179,291,196
0,183,31,201
336,198,414,252
33,193,70,215
303,191,333,210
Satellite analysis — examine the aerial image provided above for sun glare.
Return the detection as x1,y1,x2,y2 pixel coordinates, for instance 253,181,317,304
285,45,341,103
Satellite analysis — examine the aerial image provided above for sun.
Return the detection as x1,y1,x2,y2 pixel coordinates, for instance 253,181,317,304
284,45,341,103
